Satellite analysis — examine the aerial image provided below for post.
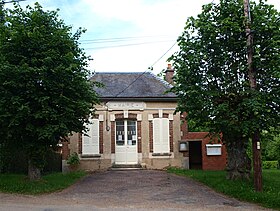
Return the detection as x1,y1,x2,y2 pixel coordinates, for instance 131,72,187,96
243,0,262,192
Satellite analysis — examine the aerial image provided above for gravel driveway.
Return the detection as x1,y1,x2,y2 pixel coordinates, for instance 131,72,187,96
0,170,271,211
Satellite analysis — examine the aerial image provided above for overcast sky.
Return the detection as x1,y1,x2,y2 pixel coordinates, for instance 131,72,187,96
6,0,280,74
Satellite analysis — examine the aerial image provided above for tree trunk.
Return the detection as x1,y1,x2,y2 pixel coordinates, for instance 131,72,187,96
28,159,41,181
226,140,251,180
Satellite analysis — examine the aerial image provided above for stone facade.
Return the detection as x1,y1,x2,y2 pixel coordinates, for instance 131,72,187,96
63,71,227,172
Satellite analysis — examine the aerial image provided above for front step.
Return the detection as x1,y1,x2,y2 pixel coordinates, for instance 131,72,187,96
110,164,143,170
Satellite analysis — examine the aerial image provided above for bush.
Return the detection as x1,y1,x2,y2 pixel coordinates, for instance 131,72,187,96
67,153,80,165
263,161,278,169
0,147,62,174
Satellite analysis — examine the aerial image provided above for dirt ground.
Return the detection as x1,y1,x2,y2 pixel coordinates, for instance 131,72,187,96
0,170,273,211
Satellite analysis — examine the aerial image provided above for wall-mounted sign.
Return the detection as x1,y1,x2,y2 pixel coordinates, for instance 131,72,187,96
179,141,189,152
107,102,146,110
206,144,222,155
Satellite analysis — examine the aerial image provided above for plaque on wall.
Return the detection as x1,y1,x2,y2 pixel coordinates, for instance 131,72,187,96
106,102,146,110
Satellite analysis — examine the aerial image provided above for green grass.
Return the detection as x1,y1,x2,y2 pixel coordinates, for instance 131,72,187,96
0,171,87,194
167,168,280,210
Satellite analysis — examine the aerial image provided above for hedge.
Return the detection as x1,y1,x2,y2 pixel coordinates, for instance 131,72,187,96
262,161,279,169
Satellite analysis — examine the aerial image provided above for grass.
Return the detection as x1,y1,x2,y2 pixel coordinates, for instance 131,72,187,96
167,168,280,210
0,171,87,194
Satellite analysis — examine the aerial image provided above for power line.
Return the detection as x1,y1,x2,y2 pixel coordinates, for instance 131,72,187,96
114,41,177,97
83,40,175,50
80,35,175,43
149,41,177,68
0,0,26,5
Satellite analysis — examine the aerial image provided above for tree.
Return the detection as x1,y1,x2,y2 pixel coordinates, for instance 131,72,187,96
262,127,280,164
0,3,100,180
169,0,280,180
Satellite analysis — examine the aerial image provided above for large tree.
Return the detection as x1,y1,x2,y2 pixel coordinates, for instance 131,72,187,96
169,0,280,179
0,3,99,180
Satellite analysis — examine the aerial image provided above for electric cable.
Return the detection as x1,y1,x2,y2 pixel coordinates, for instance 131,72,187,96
83,40,175,50
114,41,177,97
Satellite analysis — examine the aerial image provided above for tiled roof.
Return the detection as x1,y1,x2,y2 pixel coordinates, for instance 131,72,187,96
91,72,177,100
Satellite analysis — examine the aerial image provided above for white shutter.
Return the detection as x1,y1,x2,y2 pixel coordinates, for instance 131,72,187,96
82,119,99,155
153,118,161,153
153,118,170,153
161,118,170,153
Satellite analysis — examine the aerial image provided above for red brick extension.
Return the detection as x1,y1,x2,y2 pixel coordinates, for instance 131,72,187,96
185,132,227,170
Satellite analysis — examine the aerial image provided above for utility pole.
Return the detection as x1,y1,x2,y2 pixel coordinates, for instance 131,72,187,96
243,0,262,192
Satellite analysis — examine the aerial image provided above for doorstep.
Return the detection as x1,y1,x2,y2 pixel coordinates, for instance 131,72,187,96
110,164,143,171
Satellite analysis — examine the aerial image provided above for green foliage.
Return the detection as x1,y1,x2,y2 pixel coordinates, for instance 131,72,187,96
0,146,62,174
67,152,80,165
0,171,86,194
261,127,280,163
187,119,209,132
262,161,278,169
169,0,280,141
167,168,280,210
0,3,99,173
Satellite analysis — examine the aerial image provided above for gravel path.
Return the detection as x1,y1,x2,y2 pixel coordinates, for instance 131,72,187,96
0,170,272,210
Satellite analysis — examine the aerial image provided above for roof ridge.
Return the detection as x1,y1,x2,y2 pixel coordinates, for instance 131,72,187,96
95,72,145,74
145,71,173,89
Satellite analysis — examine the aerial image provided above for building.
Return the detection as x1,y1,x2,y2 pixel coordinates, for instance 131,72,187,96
62,66,227,171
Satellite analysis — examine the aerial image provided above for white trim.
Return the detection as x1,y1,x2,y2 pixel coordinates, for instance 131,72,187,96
145,108,176,110
206,144,222,155
124,110,129,118
106,101,146,110
96,108,176,111
159,109,163,118
168,114,173,120
137,114,142,121
149,152,174,159
110,114,115,122
98,114,104,121
148,114,153,121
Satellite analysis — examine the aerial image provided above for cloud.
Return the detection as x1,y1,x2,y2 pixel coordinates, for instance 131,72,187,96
5,0,280,74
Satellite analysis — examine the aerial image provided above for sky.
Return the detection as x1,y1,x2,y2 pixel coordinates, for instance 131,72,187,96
5,0,280,74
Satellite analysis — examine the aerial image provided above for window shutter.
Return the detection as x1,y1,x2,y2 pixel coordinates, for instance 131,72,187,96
161,118,170,153
153,118,170,153
82,119,99,155
153,118,161,153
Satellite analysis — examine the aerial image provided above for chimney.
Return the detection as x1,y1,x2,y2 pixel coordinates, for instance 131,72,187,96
165,63,174,85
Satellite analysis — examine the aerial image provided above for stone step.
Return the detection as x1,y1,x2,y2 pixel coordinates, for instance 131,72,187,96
110,164,143,170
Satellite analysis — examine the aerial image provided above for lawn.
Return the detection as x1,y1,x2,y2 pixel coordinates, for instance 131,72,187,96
0,171,86,194
167,168,280,210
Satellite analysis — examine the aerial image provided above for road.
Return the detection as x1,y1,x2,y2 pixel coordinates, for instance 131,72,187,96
0,170,272,210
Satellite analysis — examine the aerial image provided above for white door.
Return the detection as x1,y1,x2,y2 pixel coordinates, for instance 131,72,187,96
115,120,138,164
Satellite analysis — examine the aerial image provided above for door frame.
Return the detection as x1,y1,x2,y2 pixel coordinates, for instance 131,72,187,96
115,119,138,164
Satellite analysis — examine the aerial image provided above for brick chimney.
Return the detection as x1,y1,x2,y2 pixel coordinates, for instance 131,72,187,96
165,63,174,85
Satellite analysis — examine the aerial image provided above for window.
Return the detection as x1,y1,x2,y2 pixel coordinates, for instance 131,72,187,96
153,118,169,153
82,119,99,155
116,120,137,146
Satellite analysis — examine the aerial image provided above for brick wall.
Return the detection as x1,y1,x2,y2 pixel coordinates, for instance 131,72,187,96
99,121,103,154
137,121,142,153
169,120,174,152
111,121,115,153
186,132,227,170
180,112,188,138
61,141,70,160
149,121,153,152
